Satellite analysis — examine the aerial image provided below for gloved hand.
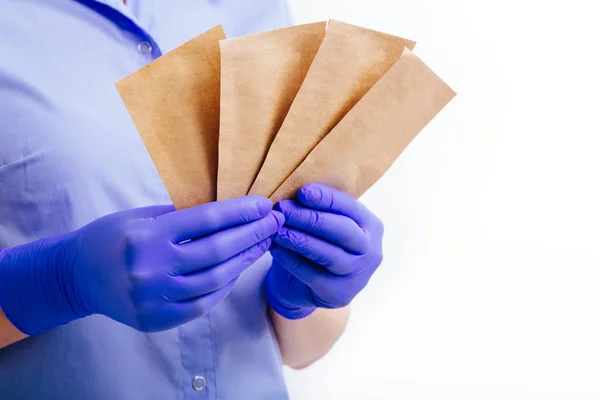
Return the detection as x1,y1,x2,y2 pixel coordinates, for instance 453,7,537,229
0,196,283,335
264,184,384,320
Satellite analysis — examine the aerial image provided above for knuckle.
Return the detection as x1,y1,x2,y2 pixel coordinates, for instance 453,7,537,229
169,246,187,274
240,249,256,266
285,229,308,247
350,236,370,256
371,215,385,235
239,200,260,223
162,283,187,305
206,237,227,262
122,223,165,267
321,189,335,211
201,208,221,232
253,218,276,242
307,209,322,229
166,270,184,287
127,269,146,288
252,224,267,243
123,226,147,260
243,240,270,264
258,238,272,253
314,251,334,267
240,248,258,266
372,250,384,267
331,290,354,308
239,210,253,224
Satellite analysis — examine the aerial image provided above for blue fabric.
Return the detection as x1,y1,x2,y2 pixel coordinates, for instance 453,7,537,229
0,0,292,399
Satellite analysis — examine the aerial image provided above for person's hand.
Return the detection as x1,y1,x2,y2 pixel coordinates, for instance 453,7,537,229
0,196,284,335
264,184,384,319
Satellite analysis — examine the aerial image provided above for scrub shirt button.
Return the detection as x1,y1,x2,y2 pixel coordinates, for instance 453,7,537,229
137,41,152,54
192,376,206,392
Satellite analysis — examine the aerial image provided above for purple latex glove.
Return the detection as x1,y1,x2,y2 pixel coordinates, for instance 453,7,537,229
264,184,384,320
0,196,284,335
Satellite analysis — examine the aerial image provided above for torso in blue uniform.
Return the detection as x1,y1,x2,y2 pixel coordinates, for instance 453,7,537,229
0,1,292,398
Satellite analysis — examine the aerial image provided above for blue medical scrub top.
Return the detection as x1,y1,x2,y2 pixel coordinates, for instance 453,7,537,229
0,1,293,399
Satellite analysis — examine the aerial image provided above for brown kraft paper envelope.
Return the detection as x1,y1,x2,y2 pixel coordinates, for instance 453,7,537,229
116,26,225,210
217,22,327,200
249,20,417,198
270,49,456,203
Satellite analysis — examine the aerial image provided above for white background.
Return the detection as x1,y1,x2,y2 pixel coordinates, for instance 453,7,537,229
284,1,600,399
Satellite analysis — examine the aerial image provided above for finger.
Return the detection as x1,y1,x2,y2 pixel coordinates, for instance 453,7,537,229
274,227,357,275
270,243,333,287
172,211,283,274
296,183,381,231
165,239,271,301
156,195,273,243
270,245,362,309
275,200,369,254
162,277,239,328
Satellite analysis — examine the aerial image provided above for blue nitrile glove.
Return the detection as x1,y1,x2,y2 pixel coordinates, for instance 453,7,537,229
264,184,384,320
0,196,284,335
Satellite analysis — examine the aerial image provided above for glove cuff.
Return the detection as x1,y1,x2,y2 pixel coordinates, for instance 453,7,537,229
0,231,89,336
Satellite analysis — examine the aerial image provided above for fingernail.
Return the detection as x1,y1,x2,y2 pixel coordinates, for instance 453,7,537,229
254,196,273,216
299,184,319,202
299,184,311,199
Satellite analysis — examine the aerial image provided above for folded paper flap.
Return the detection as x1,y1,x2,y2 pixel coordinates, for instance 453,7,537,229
116,25,226,210
248,20,417,198
116,25,225,90
217,22,327,200
219,21,327,47
327,19,417,51
270,48,455,203
218,22,326,107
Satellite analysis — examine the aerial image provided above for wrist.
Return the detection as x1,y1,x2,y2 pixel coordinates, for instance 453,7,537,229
264,267,316,320
0,231,90,335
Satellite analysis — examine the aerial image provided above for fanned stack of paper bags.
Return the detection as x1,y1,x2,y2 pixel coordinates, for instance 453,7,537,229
117,21,455,210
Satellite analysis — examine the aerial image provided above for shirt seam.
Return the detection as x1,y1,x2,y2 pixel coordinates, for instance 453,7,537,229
177,327,185,400
207,313,219,400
